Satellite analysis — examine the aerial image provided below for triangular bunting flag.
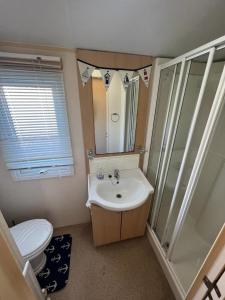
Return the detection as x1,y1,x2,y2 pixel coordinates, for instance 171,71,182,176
77,61,95,87
99,69,115,90
138,66,151,87
119,70,134,89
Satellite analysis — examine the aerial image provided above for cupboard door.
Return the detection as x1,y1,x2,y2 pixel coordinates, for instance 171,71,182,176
91,205,121,246
121,200,150,240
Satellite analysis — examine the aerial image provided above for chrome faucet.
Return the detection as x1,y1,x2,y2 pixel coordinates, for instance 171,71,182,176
114,169,120,181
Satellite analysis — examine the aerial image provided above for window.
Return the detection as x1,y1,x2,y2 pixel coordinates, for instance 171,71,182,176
0,54,74,180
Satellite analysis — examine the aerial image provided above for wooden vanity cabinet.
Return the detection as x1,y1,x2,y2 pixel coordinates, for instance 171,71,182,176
120,200,151,240
90,200,151,246
90,205,121,246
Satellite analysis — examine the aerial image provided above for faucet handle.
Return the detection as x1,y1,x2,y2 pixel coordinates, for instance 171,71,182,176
114,168,119,174
114,169,120,181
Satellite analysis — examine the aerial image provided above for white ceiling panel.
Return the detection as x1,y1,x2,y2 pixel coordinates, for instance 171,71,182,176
0,0,225,56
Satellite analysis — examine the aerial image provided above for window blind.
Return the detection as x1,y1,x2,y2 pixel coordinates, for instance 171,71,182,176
0,61,74,178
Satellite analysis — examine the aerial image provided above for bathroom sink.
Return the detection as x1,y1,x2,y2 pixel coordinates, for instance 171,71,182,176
87,168,154,211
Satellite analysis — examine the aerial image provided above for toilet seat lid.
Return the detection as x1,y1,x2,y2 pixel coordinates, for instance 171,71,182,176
10,219,53,259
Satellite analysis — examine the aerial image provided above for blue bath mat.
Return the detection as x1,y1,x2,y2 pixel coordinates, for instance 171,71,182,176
37,234,72,293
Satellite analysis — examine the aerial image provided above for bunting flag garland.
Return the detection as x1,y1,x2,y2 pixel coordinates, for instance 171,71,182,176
77,61,95,86
118,70,134,89
77,59,151,89
138,66,152,87
99,69,115,90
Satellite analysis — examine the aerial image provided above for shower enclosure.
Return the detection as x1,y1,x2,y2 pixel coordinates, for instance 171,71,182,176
146,36,225,298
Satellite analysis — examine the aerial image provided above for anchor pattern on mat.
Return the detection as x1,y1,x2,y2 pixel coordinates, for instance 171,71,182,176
55,235,64,242
61,242,70,250
58,264,68,274
46,280,57,293
39,268,51,278
45,245,55,253
36,234,72,294
51,253,61,263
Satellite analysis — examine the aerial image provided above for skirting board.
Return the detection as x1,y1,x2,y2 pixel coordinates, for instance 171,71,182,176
146,224,186,300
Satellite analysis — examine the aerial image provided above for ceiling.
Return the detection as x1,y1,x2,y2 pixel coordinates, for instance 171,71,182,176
0,0,225,57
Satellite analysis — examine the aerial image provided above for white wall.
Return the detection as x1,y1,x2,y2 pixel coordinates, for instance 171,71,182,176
0,44,90,228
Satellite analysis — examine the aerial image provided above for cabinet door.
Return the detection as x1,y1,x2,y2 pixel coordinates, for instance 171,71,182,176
91,205,121,246
121,200,150,240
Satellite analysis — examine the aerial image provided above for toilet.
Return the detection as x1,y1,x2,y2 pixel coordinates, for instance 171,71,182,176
10,219,53,274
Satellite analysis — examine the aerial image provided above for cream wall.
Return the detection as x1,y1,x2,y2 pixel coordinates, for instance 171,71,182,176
0,44,90,228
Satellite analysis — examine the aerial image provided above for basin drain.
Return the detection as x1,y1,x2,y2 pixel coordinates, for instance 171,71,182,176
116,194,122,198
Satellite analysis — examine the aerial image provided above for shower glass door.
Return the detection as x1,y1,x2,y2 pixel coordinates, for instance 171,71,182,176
147,38,225,296
148,63,183,225
147,64,180,186
162,48,225,248
170,101,225,291
167,47,225,291
154,51,215,244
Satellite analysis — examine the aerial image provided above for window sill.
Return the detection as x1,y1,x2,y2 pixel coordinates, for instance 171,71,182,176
10,165,74,181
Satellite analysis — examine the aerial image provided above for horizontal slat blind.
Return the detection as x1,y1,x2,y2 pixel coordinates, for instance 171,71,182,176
0,64,74,171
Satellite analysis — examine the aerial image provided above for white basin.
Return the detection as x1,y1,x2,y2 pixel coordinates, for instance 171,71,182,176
87,168,154,211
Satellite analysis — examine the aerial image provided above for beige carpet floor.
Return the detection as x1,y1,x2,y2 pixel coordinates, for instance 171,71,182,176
50,223,175,300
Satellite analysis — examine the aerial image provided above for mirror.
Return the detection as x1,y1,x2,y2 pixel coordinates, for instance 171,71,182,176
92,70,140,154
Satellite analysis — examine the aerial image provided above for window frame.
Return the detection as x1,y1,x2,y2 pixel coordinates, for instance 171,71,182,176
0,55,74,181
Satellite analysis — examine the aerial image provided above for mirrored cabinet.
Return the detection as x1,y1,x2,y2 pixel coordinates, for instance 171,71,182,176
76,49,154,170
